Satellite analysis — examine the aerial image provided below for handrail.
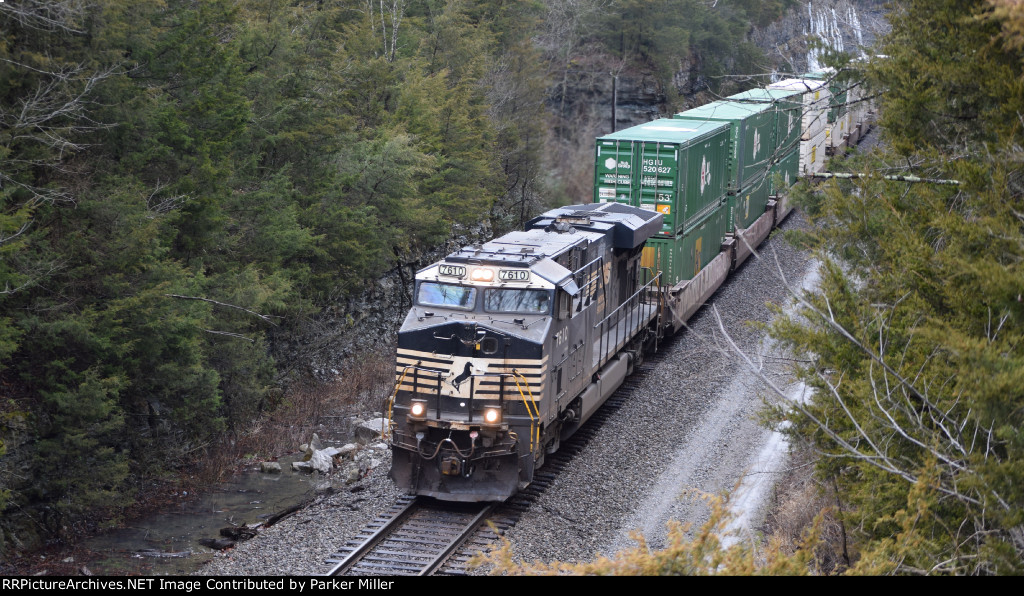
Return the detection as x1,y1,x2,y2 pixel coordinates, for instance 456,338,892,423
643,268,664,353
573,254,604,278
385,366,415,441
571,255,605,313
640,265,660,288
511,370,541,454
594,273,662,330
593,273,662,368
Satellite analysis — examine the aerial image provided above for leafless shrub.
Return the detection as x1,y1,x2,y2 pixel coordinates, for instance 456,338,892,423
193,345,397,483
763,444,852,574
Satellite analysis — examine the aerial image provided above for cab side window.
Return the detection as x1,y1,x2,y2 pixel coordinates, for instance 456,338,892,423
558,291,572,320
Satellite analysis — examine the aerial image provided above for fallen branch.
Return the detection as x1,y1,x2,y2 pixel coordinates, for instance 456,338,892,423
261,495,317,528
810,172,961,185
165,294,280,325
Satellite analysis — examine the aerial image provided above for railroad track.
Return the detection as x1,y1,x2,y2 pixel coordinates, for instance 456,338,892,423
325,497,503,576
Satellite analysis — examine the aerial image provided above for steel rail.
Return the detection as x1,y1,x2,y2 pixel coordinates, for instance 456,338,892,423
325,498,495,576
417,502,496,576
325,496,419,576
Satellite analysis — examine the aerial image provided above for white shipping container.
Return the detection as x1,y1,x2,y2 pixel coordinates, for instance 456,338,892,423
768,78,830,140
860,88,877,131
848,86,865,131
823,122,837,151
859,102,870,133
800,127,828,175
830,111,851,151
848,121,861,147
802,106,827,141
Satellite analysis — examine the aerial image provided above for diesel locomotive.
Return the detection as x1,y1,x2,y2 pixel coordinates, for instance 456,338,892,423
386,70,875,501
387,203,664,501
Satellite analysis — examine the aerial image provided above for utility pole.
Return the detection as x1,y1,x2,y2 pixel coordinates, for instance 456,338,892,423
611,74,618,133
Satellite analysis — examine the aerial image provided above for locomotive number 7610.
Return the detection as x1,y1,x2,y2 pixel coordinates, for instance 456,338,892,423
498,269,530,281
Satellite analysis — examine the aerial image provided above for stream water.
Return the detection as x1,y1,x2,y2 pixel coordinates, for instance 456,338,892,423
74,453,318,575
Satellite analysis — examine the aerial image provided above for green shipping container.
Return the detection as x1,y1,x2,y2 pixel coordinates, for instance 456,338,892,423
641,202,729,287
673,100,777,193
768,146,800,196
727,89,802,162
728,169,771,231
594,119,730,237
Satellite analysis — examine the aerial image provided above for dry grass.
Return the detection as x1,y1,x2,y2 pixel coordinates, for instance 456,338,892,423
763,444,854,574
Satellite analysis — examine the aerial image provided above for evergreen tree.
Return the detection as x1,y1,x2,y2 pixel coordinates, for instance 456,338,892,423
770,0,1024,574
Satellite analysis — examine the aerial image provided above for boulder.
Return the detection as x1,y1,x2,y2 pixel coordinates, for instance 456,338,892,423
308,449,333,474
343,464,362,485
301,433,325,460
259,462,282,474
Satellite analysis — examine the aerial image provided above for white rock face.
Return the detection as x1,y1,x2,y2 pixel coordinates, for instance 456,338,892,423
750,0,890,78
805,0,868,71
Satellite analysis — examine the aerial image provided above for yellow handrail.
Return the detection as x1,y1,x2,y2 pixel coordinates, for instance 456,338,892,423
384,366,414,441
512,370,541,455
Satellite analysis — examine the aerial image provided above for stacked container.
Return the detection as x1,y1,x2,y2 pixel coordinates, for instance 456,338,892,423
847,83,871,145
672,99,777,232
802,69,855,153
641,205,729,286
767,146,801,196
768,79,830,175
594,119,730,237
767,78,829,140
594,119,732,286
800,130,827,174
727,89,802,197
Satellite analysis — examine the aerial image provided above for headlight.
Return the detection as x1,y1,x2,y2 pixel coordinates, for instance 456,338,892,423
471,268,494,282
483,407,501,424
409,400,427,419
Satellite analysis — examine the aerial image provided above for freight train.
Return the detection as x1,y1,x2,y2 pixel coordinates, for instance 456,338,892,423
386,70,874,502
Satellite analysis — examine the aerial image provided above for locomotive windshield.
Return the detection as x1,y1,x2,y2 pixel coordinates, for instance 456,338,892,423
483,288,552,314
417,282,477,310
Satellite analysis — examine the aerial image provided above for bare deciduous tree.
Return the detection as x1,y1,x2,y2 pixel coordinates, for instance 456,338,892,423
0,0,89,34
363,0,404,62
